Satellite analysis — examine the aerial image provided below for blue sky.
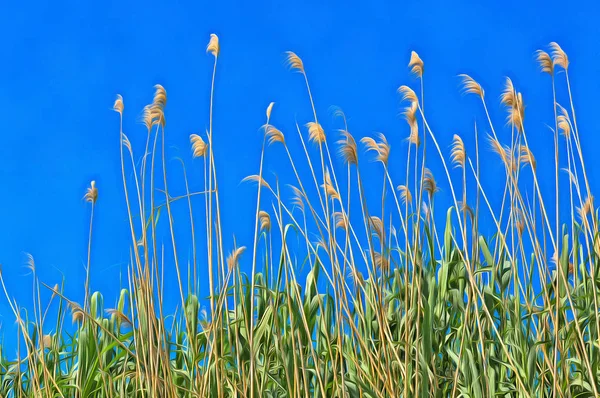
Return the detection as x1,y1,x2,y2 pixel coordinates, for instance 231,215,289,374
1,0,599,352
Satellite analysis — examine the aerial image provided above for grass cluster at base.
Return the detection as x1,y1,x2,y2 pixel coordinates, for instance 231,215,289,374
1,35,599,397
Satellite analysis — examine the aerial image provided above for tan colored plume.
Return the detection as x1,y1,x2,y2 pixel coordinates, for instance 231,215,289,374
337,130,358,165
549,42,569,70
285,51,305,73
520,145,536,171
398,85,418,103
403,102,419,146
423,168,439,198
488,135,511,170
113,94,124,114
266,102,275,119
369,216,384,242
265,125,285,145
535,50,554,74
334,212,349,231
361,133,390,165
321,169,340,201
42,334,52,349
84,181,98,204
207,34,220,57
227,246,246,271
458,74,484,97
557,105,571,137
408,51,424,78
290,185,305,212
397,185,413,205
190,134,208,158
307,122,326,144
450,134,465,168
258,210,271,232
151,84,167,127
242,175,271,190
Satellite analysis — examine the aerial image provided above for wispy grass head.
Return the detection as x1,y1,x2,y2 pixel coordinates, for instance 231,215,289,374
322,169,340,201
423,168,439,198
113,94,124,114
242,175,271,190
337,130,358,165
84,181,98,204
458,74,484,97
535,50,554,74
520,144,536,171
450,134,465,168
488,135,512,170
408,51,424,78
265,125,285,146
549,42,569,70
397,85,418,103
285,51,305,73
557,104,572,137
207,34,220,57
361,133,390,165
266,102,275,120
258,211,271,232
403,101,419,146
190,134,208,158
307,122,325,144
397,184,412,205
227,246,246,271
501,78,524,131
151,84,167,126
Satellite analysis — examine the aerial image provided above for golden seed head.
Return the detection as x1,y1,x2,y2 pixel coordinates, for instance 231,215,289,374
535,50,554,74
265,125,285,146
307,122,326,144
398,85,418,103
207,34,220,57
285,51,305,73
84,180,98,204
408,51,424,78
227,246,246,271
549,42,569,70
337,130,358,165
258,211,271,232
458,74,484,98
450,134,465,169
266,102,275,120
190,134,208,158
113,94,124,114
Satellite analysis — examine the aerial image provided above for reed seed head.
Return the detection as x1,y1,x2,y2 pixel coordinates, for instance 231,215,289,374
227,246,246,271
535,50,554,75
337,130,358,165
113,94,124,114
207,34,220,57
258,210,271,232
397,185,412,205
266,102,275,120
265,125,285,146
398,85,418,103
458,74,484,97
450,134,465,169
408,51,424,78
190,134,208,158
549,42,569,70
285,51,305,73
307,122,326,144
84,180,98,204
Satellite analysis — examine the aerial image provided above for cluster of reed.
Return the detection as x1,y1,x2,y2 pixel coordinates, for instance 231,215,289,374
0,35,598,397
